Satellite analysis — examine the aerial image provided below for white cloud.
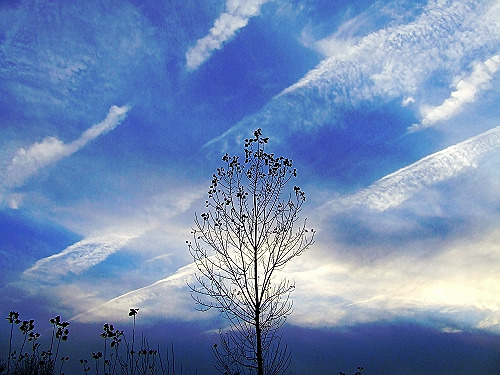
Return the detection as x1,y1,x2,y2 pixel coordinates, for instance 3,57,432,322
206,0,500,146
74,105,130,147
325,124,500,212
71,262,200,323
23,226,149,281
305,0,416,59
402,96,415,106
6,136,69,187
18,184,204,308
0,105,130,205
186,0,270,70
409,54,500,132
288,228,500,331
70,227,500,334
283,0,499,98
0,1,159,124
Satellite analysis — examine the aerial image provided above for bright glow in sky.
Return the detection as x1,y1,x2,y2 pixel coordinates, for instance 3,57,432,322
1,0,500,373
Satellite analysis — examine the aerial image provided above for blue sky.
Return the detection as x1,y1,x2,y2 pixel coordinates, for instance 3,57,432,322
1,0,500,373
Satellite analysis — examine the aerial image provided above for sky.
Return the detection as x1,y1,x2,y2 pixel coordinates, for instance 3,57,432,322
1,0,500,373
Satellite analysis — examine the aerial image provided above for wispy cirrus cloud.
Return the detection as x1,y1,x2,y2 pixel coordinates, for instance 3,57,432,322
409,54,500,132
18,184,203,306
288,228,500,332
284,0,499,98
185,0,270,70
0,1,159,123
205,0,500,148
71,262,199,323
302,0,420,59
22,227,149,282
0,105,130,208
71,227,500,333
324,124,500,212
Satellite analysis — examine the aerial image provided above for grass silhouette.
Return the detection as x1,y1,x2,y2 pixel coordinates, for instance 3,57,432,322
2,311,69,375
1,310,186,375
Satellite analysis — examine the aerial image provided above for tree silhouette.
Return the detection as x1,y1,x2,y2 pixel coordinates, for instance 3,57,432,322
188,129,314,375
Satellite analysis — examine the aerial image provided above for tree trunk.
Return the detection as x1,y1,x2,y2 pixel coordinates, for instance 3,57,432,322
254,242,264,375
256,303,263,375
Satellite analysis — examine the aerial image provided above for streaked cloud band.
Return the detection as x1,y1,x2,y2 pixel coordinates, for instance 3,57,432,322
186,0,270,70
23,227,148,281
205,0,500,148
0,105,130,208
326,124,500,212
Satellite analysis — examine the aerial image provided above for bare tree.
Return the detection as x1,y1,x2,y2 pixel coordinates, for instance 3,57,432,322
187,129,315,375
